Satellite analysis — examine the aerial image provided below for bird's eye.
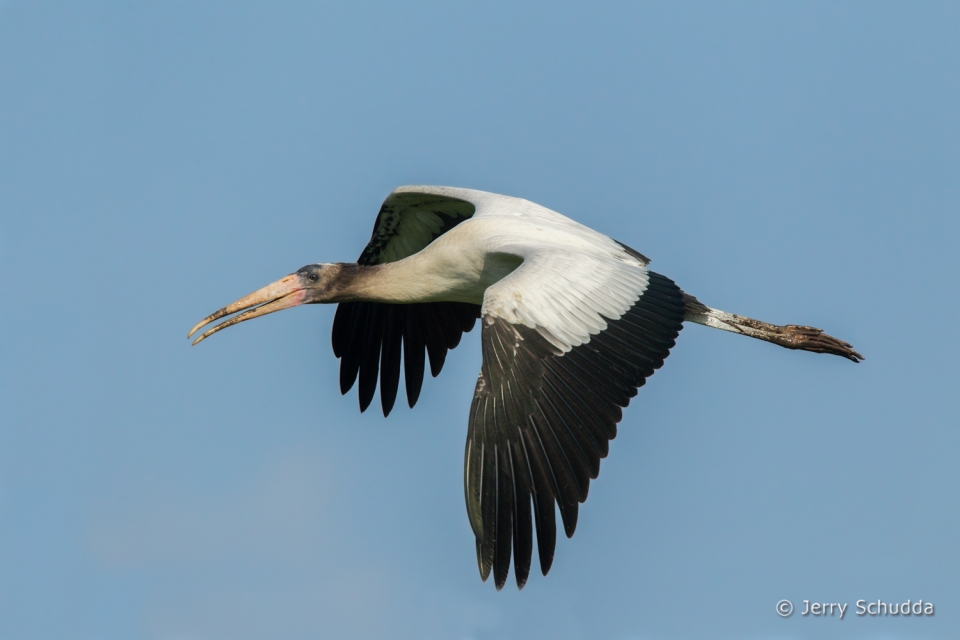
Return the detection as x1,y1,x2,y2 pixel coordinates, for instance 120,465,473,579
308,273,319,282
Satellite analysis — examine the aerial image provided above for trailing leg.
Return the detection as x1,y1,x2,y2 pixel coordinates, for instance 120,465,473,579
682,294,863,363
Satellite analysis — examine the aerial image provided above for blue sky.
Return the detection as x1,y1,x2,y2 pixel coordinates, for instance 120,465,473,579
1,2,958,639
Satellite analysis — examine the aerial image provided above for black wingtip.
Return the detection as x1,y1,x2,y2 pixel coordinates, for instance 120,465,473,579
477,541,492,583
559,502,578,539
515,569,528,590
380,399,394,418
339,364,357,395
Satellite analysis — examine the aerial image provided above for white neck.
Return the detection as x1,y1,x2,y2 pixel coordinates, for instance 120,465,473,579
328,249,521,305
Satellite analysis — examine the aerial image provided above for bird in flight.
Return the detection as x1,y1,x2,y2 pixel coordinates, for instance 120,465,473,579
189,186,861,589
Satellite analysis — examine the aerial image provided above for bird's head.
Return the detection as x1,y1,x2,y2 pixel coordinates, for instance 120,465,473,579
188,263,346,345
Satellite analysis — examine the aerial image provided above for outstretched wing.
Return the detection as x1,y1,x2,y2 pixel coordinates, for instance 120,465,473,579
465,246,685,589
332,188,481,416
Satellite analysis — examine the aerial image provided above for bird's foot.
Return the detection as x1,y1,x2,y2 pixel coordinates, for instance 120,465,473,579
731,317,864,362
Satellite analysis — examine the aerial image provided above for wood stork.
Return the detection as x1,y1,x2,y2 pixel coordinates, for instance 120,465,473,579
188,186,861,589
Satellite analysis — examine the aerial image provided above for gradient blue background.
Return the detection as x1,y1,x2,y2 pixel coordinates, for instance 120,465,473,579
2,2,958,639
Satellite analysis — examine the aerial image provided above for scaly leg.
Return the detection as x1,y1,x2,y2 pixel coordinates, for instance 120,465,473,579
682,294,863,363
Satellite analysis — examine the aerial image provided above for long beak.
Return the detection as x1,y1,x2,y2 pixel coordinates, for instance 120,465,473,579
188,274,307,345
